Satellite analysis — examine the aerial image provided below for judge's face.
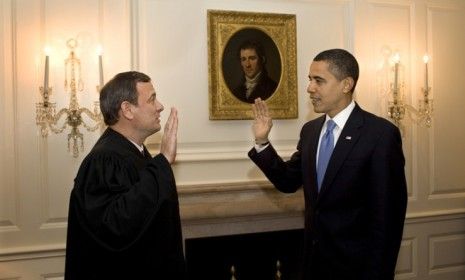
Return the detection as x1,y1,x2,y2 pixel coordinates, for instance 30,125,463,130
132,82,164,138
307,60,352,118
240,48,262,79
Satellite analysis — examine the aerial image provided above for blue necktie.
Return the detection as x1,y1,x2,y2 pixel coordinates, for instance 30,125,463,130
317,120,336,191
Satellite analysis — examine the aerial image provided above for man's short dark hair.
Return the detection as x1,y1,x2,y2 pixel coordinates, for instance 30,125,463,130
238,40,267,65
99,71,151,126
313,49,359,93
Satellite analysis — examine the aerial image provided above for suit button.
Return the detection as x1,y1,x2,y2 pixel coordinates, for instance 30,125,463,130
312,239,318,245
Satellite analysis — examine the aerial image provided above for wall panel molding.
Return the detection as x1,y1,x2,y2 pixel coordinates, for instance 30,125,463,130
148,140,296,162
1,1,465,279
428,3,465,199
396,238,417,277
364,0,416,201
429,232,465,274
0,0,19,232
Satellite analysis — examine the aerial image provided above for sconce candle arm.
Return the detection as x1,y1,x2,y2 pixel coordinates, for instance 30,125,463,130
79,107,104,132
387,54,433,130
35,38,104,157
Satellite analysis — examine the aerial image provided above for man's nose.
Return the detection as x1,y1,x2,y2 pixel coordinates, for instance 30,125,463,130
307,81,315,93
157,100,164,112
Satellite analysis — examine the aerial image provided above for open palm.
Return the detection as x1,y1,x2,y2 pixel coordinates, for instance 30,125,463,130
252,98,273,142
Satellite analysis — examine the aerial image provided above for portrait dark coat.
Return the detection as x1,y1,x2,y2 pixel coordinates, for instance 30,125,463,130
233,71,278,103
65,128,186,280
249,104,407,280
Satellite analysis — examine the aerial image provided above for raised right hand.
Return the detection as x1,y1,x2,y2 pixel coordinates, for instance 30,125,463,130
160,107,178,164
252,98,273,143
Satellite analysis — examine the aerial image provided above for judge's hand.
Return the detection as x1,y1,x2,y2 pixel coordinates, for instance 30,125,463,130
160,107,178,164
252,98,273,143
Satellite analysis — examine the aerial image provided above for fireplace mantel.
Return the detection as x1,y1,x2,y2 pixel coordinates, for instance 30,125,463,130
178,180,305,239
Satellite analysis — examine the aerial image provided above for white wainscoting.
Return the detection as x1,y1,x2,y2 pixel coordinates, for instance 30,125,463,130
1,0,464,279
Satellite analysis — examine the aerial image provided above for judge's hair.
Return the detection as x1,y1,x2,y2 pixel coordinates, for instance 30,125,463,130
313,49,359,93
99,71,151,126
238,40,267,65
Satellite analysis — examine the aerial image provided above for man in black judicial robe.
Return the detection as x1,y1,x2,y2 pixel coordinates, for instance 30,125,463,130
65,71,186,280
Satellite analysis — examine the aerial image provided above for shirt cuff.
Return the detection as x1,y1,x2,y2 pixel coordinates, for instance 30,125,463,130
254,142,270,153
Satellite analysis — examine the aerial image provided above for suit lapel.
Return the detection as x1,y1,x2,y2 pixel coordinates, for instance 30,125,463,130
307,116,325,205
317,105,364,201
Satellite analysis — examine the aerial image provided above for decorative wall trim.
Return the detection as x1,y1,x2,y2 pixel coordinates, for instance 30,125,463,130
129,0,139,70
0,244,65,262
41,273,64,280
396,237,417,277
429,232,465,274
0,277,20,280
148,140,296,162
428,4,465,198
179,180,305,220
1,207,464,261
39,220,67,230
406,210,465,223
0,0,19,231
0,224,19,233
367,0,417,202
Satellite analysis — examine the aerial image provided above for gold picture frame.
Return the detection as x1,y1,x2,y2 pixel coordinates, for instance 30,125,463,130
208,10,298,120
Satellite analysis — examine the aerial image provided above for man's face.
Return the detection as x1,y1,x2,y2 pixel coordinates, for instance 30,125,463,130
132,81,164,138
240,48,262,79
307,60,351,118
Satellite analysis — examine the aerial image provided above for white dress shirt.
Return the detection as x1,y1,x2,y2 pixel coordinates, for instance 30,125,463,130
316,100,355,165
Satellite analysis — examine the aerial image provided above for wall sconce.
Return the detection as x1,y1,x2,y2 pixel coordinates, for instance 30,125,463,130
387,53,433,130
36,38,104,158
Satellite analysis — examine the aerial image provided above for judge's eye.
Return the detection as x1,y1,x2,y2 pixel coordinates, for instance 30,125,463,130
148,95,156,104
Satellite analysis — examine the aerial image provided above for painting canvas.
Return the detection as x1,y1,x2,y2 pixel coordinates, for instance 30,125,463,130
208,10,298,120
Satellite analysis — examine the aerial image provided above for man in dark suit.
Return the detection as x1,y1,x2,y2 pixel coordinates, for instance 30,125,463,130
233,40,278,103
248,49,407,280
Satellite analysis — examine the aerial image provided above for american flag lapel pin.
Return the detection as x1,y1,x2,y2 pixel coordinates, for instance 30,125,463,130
345,136,352,140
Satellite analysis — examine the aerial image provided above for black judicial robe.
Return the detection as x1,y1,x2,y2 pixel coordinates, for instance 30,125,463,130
65,128,186,280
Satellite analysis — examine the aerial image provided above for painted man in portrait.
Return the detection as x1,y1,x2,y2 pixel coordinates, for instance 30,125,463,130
232,40,278,103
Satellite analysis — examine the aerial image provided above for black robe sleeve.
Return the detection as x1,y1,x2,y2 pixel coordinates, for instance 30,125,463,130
72,152,175,251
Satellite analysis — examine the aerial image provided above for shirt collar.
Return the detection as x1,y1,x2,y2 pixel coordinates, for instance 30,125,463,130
245,71,262,84
128,139,144,153
324,100,356,129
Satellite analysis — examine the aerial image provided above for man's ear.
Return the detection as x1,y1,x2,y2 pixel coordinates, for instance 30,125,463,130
120,101,134,120
343,77,355,94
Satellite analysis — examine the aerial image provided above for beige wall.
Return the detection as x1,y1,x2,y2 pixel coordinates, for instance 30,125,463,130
1,0,465,279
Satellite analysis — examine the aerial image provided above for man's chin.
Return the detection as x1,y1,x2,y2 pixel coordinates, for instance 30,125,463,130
150,125,161,135
312,103,323,113
245,73,258,79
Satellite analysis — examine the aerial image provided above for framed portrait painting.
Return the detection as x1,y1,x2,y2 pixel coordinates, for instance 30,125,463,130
208,10,298,120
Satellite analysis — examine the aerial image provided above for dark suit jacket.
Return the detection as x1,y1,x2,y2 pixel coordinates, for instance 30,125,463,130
233,71,278,103
249,104,407,280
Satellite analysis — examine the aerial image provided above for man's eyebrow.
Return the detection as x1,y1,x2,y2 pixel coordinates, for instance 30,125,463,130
308,74,325,81
241,54,257,58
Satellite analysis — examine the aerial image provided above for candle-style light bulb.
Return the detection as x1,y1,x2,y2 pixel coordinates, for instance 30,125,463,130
44,46,51,91
423,54,429,90
393,53,400,92
97,45,104,88
422,54,429,64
